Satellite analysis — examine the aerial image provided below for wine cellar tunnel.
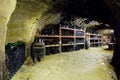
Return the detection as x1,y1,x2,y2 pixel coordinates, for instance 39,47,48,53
0,0,120,80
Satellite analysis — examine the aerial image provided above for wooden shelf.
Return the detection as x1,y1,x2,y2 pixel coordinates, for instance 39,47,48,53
45,44,60,47
75,29,85,32
40,35,59,38
90,38,98,40
76,36,85,38
75,43,84,45
61,36,74,38
61,27,74,31
34,25,85,54
32,46,45,49
90,43,95,44
94,42,99,44
89,33,103,47
61,44,74,46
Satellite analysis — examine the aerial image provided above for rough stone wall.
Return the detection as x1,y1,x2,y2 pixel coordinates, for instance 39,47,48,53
31,13,60,43
4,1,61,72
0,0,60,79
104,0,120,21
0,0,16,80
4,0,120,79
6,0,48,44
6,0,60,45
6,1,60,60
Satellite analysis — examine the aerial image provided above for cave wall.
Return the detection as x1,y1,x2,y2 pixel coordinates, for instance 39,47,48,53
0,0,16,79
4,0,60,79
3,0,120,78
32,13,60,42
104,0,120,23
6,0,49,44
6,0,60,45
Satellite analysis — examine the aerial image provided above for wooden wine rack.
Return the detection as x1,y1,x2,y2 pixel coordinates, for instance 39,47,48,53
36,24,85,54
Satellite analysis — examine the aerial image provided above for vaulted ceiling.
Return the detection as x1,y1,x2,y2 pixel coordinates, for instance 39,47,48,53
6,0,120,44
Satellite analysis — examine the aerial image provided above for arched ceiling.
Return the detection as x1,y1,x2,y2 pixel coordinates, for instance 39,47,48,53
60,0,113,23
51,0,120,24
6,0,60,44
6,0,120,44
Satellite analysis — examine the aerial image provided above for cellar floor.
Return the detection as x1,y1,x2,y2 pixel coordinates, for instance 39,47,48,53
12,46,117,80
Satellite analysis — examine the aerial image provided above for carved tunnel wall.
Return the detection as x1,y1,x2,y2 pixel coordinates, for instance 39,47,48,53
0,0,120,80
5,0,60,79
0,0,16,80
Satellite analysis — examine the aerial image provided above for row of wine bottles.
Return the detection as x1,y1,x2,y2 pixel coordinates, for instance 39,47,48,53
62,30,74,36
75,45,84,50
60,24,84,30
90,35,102,38
62,46,74,52
62,30,84,36
45,45,85,54
41,39,85,45
76,31,84,36
76,39,84,43
40,24,84,36
62,39,74,44
46,47,59,55
41,29,59,35
44,38,59,45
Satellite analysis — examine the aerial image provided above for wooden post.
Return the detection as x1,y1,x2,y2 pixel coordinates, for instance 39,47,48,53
59,25,62,52
74,29,76,50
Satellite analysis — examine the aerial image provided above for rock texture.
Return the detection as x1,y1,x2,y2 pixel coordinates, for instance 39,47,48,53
12,47,117,80
0,0,119,79
0,0,16,80
4,1,60,79
6,0,60,45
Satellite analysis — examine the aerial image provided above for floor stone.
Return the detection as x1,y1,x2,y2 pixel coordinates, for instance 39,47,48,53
12,46,117,80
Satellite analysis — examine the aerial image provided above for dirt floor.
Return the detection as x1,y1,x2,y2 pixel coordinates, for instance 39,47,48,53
11,46,117,80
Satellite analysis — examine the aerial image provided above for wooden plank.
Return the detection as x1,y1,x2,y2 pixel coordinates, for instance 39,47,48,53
90,38,98,40
36,35,59,38
62,44,74,46
61,27,74,31
32,47,45,49
75,36,85,38
75,43,84,45
75,29,84,32
41,35,59,38
45,44,60,48
61,36,74,38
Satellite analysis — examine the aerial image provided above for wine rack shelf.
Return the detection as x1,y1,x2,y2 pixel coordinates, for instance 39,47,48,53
88,33,102,47
35,24,85,54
